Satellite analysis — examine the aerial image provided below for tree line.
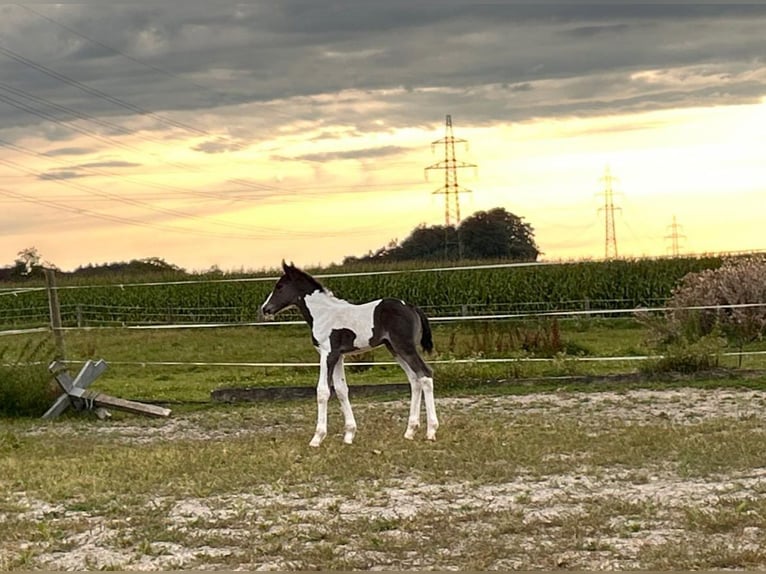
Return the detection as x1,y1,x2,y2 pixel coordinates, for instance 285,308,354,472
1,207,539,280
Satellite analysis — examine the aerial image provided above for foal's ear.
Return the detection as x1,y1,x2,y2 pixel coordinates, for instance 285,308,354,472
282,260,296,275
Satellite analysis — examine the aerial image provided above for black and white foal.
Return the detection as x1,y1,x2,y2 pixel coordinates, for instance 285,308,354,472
260,262,438,447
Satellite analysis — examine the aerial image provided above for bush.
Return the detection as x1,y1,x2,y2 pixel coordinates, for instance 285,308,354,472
0,339,57,417
637,256,766,373
666,255,766,344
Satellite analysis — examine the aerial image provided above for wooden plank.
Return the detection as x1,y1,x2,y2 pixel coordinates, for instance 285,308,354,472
92,394,171,418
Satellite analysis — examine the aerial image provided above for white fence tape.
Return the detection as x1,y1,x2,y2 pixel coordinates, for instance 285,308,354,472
58,350,766,369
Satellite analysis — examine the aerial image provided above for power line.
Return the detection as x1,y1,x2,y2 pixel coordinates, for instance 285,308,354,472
14,4,308,124
16,4,222,100
0,83,293,196
0,43,207,136
0,36,306,198
0,185,277,240
12,4,373,169
3,7,428,206
0,81,169,148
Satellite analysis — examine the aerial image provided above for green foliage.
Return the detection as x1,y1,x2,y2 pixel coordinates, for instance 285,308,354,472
0,254,727,329
443,319,577,358
0,338,57,417
460,208,539,260
345,207,539,263
640,332,726,375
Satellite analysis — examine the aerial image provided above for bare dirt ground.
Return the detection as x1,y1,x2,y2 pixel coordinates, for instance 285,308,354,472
5,387,766,570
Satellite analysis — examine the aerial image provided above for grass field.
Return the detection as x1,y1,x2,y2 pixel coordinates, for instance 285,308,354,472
2,386,766,570
3,305,766,569
4,316,766,403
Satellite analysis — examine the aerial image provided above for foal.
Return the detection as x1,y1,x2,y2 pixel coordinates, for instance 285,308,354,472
260,262,438,446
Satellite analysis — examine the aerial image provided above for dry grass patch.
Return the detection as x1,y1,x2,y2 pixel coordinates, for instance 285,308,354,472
2,387,766,569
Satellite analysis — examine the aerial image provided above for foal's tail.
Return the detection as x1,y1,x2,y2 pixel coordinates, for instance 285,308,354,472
414,306,434,353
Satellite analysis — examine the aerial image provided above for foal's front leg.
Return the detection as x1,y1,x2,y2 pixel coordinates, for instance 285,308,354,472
333,357,357,444
310,353,331,447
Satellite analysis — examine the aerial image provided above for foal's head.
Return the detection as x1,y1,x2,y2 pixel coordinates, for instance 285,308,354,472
260,261,325,319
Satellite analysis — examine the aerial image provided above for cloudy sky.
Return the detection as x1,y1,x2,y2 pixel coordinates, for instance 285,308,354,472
1,2,765,271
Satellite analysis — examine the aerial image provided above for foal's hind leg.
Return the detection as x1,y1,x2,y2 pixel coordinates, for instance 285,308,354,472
333,356,357,444
393,356,422,440
388,342,438,441
420,372,438,441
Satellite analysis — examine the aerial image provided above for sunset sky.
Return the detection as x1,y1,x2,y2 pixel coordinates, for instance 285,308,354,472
1,2,764,272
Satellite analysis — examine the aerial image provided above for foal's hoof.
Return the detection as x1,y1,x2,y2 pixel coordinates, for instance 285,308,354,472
426,430,437,441
309,435,324,447
343,433,355,445
404,428,416,440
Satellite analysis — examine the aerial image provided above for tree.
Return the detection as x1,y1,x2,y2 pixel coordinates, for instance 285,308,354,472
5,246,52,279
344,207,539,264
459,208,539,260
395,224,457,261
15,247,42,275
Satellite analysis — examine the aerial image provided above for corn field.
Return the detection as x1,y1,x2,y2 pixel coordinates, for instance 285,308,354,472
0,256,725,329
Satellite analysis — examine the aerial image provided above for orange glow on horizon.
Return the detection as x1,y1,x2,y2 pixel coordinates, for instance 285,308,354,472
2,97,765,271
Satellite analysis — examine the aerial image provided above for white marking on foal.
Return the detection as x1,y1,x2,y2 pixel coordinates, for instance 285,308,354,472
310,357,331,447
260,290,274,316
395,357,422,440
305,291,380,350
421,376,439,440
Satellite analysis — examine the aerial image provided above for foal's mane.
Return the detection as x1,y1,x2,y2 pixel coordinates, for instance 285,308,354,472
288,264,328,295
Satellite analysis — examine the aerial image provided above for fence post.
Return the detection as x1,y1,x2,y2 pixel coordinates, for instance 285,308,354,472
44,268,66,361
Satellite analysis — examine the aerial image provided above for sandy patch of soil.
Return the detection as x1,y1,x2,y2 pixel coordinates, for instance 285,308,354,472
6,387,766,570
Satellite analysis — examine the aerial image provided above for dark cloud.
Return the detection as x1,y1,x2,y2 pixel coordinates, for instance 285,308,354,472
43,146,95,156
193,138,247,154
76,160,140,169
292,145,409,162
560,23,633,38
36,160,139,179
0,2,764,140
38,170,84,180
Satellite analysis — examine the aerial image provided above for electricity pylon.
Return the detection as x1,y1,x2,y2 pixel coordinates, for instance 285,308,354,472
425,115,477,227
597,165,621,259
665,214,686,257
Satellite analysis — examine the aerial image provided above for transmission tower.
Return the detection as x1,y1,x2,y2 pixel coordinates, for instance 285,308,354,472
425,115,477,227
597,165,621,259
664,214,686,257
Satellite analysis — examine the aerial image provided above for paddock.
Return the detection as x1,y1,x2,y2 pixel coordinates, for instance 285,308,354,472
3,386,766,570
